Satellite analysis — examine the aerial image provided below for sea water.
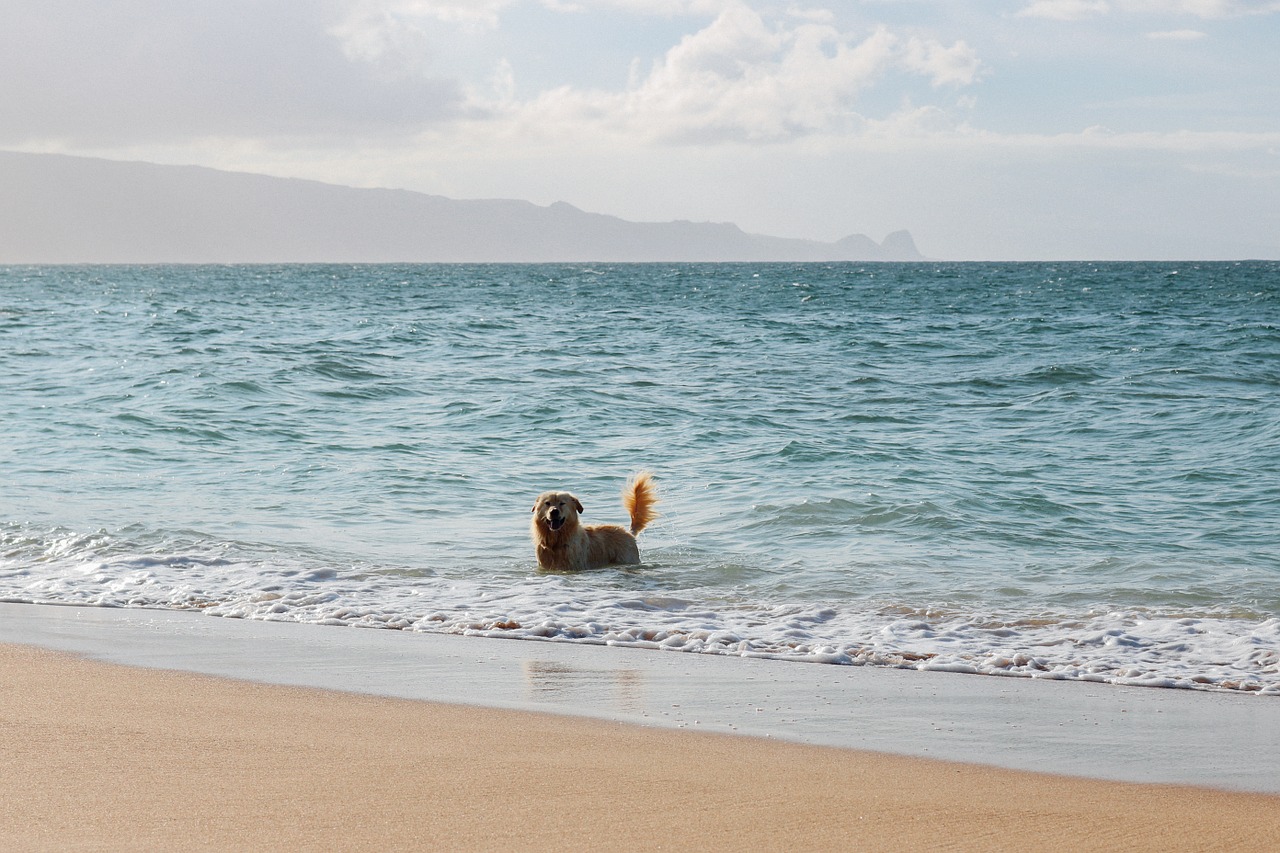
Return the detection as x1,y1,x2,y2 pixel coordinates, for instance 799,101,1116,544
2,262,1277,693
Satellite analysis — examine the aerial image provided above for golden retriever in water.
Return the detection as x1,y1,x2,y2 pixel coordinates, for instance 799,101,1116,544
531,472,659,571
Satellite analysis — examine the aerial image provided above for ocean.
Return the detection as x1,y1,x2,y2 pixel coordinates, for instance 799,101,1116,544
2,262,1277,694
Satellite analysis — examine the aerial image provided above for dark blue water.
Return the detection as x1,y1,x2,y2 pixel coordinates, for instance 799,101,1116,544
3,262,1277,691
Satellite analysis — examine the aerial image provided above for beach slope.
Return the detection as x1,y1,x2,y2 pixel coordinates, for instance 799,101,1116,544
3,643,1277,852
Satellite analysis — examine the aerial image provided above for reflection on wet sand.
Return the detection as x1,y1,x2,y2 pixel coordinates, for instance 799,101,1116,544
523,660,646,713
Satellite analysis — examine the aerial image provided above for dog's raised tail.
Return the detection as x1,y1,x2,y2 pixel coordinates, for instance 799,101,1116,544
623,471,660,535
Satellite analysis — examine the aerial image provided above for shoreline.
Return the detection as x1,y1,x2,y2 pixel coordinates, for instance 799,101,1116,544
5,641,1280,850
1,601,1278,794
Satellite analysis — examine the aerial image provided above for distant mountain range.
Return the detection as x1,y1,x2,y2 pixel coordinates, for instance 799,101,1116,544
0,151,923,264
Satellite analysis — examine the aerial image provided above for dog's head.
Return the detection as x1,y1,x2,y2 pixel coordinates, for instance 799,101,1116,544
531,490,585,536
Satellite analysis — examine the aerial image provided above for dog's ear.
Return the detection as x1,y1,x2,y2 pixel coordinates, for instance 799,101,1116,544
574,499,584,514
531,502,538,513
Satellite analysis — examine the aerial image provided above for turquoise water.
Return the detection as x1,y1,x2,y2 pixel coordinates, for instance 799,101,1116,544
2,262,1278,691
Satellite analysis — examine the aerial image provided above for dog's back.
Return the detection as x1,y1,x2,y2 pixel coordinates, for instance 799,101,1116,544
578,523,640,569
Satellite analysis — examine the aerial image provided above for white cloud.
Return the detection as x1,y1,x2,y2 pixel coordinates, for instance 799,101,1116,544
329,0,512,73
564,0,735,14
1017,1,1111,20
1184,161,1280,179
475,6,983,143
785,6,837,23
1017,0,1280,17
0,0,466,146
901,37,983,87
956,127,1280,154
1146,27,1209,37
1124,0,1280,17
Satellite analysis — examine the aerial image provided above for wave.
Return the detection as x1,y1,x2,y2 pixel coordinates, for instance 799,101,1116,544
3,522,1276,695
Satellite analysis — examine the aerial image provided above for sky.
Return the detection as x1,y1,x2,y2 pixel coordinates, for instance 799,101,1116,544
3,0,1278,260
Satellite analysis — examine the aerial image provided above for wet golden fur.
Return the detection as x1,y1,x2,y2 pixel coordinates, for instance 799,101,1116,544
530,472,659,571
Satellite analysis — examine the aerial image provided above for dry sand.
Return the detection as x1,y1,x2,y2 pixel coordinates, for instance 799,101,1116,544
2,643,1277,851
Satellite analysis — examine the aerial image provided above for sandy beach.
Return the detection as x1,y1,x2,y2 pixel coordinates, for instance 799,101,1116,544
3,641,1278,852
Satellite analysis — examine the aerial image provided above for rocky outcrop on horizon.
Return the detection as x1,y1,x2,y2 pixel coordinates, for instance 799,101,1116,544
0,151,923,264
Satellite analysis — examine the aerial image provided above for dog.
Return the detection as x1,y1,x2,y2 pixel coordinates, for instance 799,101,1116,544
531,472,659,571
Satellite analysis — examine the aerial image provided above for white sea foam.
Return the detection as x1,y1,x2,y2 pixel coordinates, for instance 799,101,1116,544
3,525,1276,695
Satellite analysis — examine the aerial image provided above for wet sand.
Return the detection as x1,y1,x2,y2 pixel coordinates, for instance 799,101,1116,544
3,640,1279,851
2,602,1277,793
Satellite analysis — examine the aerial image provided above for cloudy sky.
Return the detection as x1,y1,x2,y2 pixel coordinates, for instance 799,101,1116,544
3,0,1278,259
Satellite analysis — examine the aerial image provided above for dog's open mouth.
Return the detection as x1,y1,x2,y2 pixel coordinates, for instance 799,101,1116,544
547,516,565,531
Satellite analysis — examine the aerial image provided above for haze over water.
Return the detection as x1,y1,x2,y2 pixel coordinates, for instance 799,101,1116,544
2,262,1277,693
